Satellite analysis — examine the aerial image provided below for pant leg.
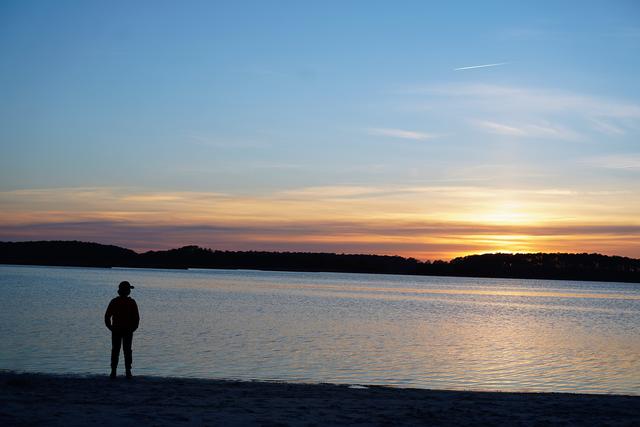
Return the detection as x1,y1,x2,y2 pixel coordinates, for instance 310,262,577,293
111,331,122,369
123,331,133,370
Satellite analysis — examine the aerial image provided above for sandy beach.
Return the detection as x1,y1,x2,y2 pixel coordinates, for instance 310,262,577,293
1,372,638,426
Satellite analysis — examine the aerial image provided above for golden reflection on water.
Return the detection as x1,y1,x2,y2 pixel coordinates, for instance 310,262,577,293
211,280,640,301
405,301,638,393
289,284,640,300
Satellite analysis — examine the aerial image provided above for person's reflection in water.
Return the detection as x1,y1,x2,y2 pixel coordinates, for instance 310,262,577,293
104,281,140,379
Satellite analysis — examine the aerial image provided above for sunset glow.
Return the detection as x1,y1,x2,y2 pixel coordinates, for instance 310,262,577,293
1,185,638,260
1,2,639,260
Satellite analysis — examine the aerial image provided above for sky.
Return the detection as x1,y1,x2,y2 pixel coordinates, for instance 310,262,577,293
1,1,639,260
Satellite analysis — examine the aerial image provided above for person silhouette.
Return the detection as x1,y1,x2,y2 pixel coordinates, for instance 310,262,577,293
104,281,140,379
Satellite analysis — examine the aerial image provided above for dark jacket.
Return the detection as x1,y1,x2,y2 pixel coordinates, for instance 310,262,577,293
105,296,140,332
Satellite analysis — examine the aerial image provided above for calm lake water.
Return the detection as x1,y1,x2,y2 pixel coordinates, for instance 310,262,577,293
1,264,639,395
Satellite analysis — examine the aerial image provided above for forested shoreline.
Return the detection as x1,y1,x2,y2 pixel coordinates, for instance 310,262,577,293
1,240,639,283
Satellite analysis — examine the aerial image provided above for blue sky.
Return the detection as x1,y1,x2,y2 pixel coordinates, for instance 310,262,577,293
1,1,639,259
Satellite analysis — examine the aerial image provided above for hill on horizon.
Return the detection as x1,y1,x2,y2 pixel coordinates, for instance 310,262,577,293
1,240,639,284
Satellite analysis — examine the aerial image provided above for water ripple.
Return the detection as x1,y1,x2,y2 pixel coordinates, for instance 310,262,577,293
1,265,639,395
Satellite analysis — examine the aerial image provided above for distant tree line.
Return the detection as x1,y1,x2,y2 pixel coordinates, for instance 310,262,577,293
1,240,639,283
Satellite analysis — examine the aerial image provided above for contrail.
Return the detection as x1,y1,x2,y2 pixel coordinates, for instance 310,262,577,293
454,62,508,71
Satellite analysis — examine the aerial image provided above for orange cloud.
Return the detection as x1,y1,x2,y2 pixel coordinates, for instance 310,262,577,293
1,186,638,260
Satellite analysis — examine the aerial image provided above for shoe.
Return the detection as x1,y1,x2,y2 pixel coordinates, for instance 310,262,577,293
125,369,132,379
110,370,116,379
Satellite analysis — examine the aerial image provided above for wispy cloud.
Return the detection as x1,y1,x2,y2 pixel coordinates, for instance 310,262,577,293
393,83,640,148
473,120,579,140
281,186,386,199
474,120,525,137
402,83,640,119
453,62,508,71
582,154,640,170
590,119,626,136
367,128,436,141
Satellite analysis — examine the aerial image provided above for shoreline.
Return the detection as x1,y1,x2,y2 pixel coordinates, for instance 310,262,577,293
3,241,640,284
2,372,639,426
3,262,640,285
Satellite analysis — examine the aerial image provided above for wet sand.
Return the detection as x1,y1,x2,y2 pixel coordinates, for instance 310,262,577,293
1,371,638,426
